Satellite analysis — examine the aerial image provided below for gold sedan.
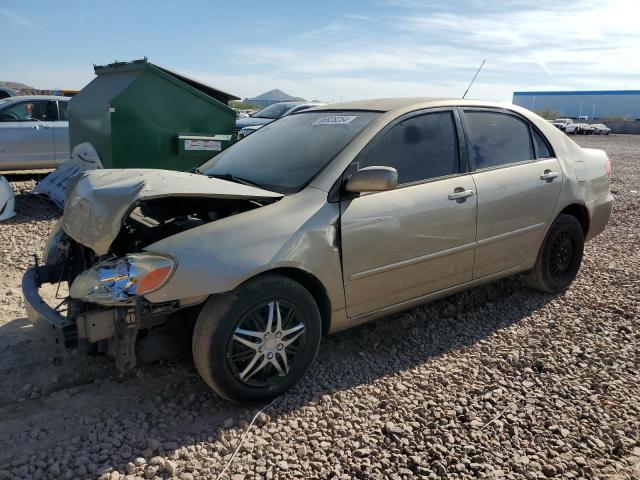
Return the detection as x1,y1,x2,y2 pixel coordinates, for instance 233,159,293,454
24,98,614,403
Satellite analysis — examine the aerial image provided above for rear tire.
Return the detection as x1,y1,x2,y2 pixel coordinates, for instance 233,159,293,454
525,214,584,293
192,274,322,404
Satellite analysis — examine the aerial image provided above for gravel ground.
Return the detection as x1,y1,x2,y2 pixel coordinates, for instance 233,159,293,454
0,135,638,480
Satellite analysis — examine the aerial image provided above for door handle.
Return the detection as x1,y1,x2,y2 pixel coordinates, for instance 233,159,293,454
31,120,50,129
540,170,559,182
448,188,475,202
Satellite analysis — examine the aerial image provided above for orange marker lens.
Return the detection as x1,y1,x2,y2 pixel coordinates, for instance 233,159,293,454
137,265,172,294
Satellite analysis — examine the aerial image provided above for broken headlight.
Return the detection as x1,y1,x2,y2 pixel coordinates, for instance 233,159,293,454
69,253,175,304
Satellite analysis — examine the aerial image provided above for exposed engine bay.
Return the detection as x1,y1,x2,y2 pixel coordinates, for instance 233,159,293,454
110,196,271,255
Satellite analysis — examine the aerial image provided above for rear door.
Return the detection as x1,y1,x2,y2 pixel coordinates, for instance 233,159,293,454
461,108,563,279
340,109,477,317
53,100,70,163
0,99,56,169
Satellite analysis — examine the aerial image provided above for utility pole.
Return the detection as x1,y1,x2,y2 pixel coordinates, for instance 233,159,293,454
592,104,596,119
579,102,583,118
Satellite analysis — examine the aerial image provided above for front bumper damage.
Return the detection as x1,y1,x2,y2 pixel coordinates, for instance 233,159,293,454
22,264,77,350
22,260,181,371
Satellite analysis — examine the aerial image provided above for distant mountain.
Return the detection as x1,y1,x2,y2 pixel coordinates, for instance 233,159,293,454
0,81,36,90
247,89,306,102
0,81,44,95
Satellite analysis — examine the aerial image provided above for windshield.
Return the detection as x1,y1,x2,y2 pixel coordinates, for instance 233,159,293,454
199,111,380,193
252,103,297,119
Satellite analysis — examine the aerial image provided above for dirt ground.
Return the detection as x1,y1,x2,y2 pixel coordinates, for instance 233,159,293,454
0,135,638,479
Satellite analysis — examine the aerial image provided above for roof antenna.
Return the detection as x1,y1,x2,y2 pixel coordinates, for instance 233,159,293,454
462,59,486,99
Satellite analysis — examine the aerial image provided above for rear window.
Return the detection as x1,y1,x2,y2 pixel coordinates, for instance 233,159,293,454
464,111,534,169
58,101,69,121
532,129,552,158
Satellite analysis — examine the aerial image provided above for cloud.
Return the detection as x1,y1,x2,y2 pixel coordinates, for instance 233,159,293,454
0,7,53,35
396,0,640,79
223,0,640,100
10,1,638,102
343,14,378,22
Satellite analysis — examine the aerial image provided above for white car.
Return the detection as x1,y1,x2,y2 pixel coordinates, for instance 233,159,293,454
592,124,611,135
0,95,70,170
552,118,577,134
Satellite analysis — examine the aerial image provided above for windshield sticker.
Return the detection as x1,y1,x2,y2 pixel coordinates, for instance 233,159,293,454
313,115,358,126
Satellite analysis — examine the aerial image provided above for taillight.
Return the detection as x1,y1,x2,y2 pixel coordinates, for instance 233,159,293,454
605,156,612,178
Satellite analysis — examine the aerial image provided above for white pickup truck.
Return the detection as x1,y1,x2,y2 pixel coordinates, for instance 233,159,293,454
552,118,578,134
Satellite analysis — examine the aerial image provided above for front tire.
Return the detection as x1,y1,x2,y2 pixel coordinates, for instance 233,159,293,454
192,274,322,403
525,214,584,293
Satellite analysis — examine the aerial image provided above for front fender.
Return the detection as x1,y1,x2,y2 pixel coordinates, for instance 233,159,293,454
142,188,345,314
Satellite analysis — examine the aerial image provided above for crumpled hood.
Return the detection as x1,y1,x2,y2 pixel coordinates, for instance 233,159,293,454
63,169,282,255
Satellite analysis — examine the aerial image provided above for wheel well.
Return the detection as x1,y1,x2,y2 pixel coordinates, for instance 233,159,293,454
258,267,332,335
559,204,589,236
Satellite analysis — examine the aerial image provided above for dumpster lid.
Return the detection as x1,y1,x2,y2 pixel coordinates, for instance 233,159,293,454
94,58,240,104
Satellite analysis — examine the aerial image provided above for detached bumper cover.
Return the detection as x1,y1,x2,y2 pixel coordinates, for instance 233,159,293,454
22,265,77,350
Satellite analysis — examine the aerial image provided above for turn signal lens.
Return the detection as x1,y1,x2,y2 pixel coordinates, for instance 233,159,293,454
605,156,612,178
136,264,173,294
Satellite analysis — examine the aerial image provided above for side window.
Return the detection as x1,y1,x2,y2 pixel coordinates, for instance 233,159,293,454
45,101,58,121
58,101,69,121
0,102,31,121
0,101,57,122
464,111,534,169
356,111,460,184
532,129,552,158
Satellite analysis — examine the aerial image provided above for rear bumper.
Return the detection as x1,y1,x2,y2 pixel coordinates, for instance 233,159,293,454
22,265,77,350
585,193,614,241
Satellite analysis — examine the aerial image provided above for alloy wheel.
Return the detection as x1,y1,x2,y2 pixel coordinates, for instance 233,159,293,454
227,300,306,387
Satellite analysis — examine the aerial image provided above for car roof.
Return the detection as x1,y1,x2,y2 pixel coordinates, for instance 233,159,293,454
2,95,69,102
305,97,518,113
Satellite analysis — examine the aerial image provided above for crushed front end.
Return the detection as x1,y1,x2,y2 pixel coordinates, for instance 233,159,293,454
22,169,282,371
22,222,189,371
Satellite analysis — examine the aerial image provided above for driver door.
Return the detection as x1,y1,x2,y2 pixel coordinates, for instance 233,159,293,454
340,110,477,318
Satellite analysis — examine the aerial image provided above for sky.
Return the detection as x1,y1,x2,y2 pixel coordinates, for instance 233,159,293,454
1,0,639,102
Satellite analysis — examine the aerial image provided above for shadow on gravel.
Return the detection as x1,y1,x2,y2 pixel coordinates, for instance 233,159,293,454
0,275,558,474
281,275,558,407
7,194,61,224
3,172,50,182
113,277,560,474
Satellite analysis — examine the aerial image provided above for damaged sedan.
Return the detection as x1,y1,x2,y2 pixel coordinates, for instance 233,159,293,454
23,98,613,403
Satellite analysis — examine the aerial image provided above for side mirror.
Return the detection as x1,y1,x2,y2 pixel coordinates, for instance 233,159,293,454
345,166,398,193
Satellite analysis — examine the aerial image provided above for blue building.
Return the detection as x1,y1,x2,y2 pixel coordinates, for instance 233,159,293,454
512,90,640,120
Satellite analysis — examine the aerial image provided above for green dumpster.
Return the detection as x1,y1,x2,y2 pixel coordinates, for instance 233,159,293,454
69,58,239,171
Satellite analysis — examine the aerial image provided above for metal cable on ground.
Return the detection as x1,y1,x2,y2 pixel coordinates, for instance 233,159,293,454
215,396,280,480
